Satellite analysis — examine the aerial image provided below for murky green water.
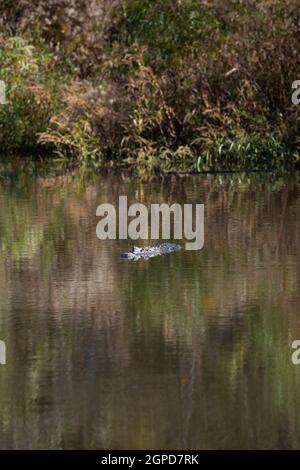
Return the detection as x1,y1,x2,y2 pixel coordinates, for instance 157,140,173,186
0,173,300,449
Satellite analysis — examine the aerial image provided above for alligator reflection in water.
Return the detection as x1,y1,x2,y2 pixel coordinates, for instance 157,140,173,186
121,242,182,260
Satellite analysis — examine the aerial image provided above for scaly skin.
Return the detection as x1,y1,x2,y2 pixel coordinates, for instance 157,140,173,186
121,243,181,260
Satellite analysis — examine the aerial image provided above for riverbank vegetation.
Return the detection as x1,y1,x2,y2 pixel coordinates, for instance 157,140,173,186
1,0,300,174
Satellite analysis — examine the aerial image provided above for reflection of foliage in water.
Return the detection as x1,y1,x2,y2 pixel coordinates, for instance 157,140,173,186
0,174,299,448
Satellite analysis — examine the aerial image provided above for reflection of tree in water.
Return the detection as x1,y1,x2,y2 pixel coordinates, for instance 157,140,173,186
0,174,299,448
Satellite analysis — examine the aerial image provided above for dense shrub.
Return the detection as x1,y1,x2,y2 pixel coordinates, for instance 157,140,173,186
1,0,300,172
0,35,64,151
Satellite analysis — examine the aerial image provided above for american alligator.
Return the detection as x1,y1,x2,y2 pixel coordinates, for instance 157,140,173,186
121,242,181,260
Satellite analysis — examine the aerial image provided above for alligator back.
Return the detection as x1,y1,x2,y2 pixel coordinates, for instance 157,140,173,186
121,243,181,260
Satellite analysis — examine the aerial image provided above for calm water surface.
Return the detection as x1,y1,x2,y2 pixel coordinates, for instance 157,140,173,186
0,173,300,449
